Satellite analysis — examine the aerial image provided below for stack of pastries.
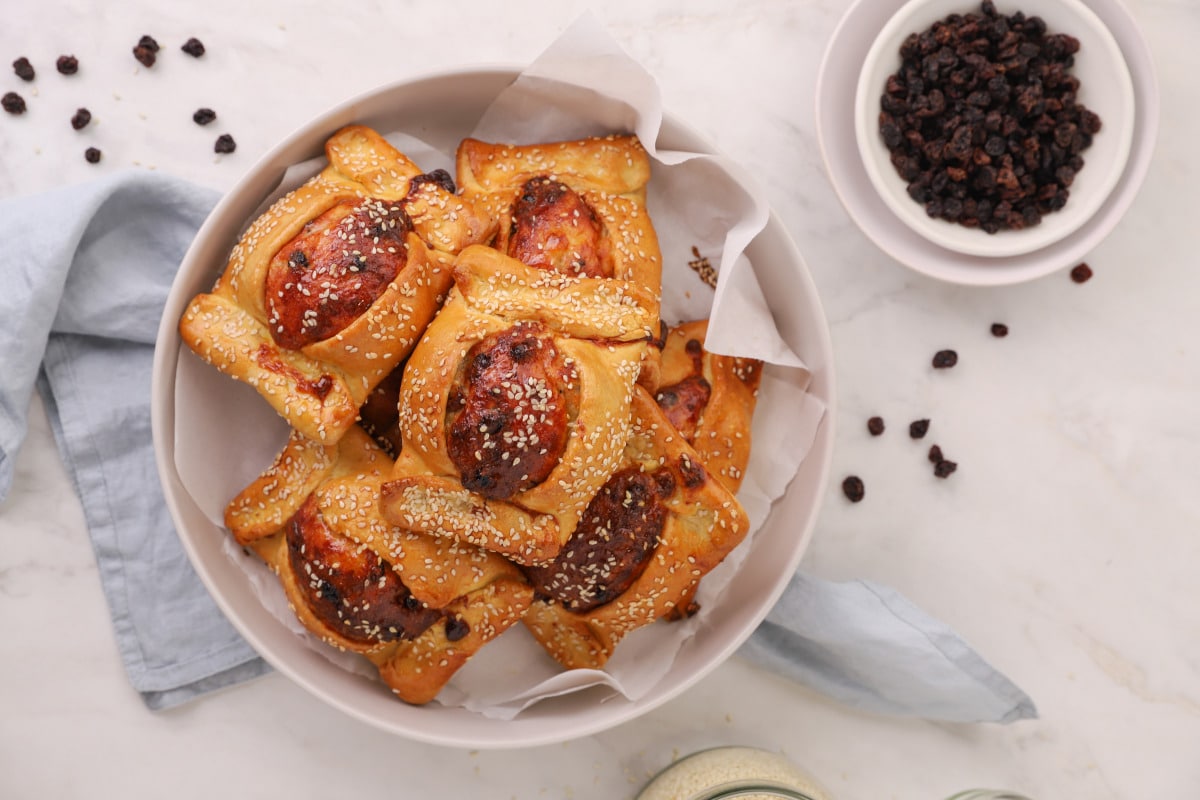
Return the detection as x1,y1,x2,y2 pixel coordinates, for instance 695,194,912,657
180,124,764,704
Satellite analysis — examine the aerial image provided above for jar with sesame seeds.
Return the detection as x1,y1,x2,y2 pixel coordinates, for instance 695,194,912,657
635,747,1036,800
635,746,831,800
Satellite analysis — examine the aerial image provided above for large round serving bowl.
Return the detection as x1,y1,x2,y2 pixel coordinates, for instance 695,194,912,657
151,67,835,748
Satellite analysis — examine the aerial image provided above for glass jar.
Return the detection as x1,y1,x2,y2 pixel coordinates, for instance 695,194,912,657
635,747,1036,800
636,746,832,800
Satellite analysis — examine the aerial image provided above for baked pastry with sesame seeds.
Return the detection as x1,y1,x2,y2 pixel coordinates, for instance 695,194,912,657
224,425,532,705
518,386,750,671
179,125,495,444
456,134,664,385
456,134,661,292
655,320,762,494
654,319,763,620
378,253,655,566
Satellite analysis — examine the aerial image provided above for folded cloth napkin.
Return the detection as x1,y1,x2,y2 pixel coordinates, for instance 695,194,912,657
739,574,1036,723
0,172,270,710
0,171,1035,722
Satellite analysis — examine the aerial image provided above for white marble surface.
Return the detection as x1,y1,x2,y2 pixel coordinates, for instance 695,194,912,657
1,0,1197,797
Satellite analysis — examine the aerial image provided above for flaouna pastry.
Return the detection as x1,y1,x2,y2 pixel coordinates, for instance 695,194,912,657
654,319,763,619
455,134,662,302
379,247,654,567
456,133,665,387
224,425,532,705
179,125,494,443
655,319,762,495
519,386,750,670
377,134,668,566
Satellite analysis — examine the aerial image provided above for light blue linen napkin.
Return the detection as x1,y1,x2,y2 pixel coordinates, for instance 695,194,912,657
0,171,1035,722
0,172,269,710
739,574,1036,723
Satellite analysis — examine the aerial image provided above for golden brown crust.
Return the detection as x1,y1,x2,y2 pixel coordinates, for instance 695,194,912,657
224,430,338,546
376,136,669,570
654,320,763,622
457,135,651,199
225,426,532,705
506,176,611,278
453,245,659,343
180,125,495,444
656,320,762,494
379,472,564,568
445,322,575,499
201,131,769,698
371,575,532,705
520,387,751,670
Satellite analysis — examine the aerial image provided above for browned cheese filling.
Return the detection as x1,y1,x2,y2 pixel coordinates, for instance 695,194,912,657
507,177,612,278
523,466,674,613
265,198,412,350
446,323,577,500
251,344,334,400
655,337,710,441
285,496,441,644
655,375,711,442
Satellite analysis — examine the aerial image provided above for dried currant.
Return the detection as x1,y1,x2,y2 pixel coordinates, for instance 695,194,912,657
181,37,206,57
13,57,35,82
932,349,958,368
934,459,958,478
444,616,469,642
2,92,26,114
133,44,157,67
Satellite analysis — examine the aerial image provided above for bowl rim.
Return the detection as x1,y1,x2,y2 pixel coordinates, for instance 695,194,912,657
852,0,1136,259
150,64,837,748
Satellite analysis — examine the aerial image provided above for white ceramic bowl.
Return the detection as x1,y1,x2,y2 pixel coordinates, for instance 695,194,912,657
854,0,1135,259
150,67,835,749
